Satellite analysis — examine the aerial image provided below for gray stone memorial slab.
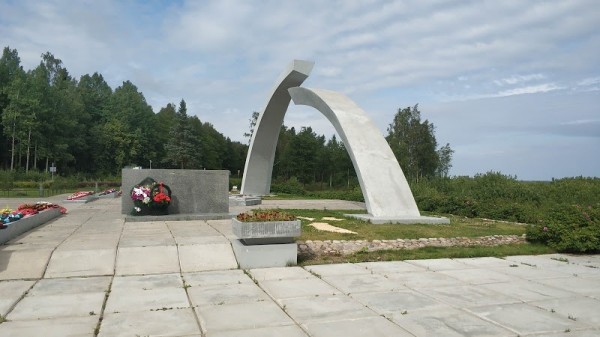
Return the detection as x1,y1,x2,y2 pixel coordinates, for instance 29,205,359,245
121,169,229,220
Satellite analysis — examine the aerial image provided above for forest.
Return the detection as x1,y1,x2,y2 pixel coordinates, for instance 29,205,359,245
0,46,452,187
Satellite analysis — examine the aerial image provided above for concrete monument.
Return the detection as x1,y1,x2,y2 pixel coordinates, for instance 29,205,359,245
240,60,448,224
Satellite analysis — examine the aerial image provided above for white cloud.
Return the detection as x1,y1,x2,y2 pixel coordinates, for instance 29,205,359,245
494,74,546,86
1,0,599,179
496,83,563,97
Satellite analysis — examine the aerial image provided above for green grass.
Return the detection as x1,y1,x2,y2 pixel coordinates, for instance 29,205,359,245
275,209,527,241
298,243,556,265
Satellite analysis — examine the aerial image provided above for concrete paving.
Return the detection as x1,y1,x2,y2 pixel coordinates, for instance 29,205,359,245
0,197,599,336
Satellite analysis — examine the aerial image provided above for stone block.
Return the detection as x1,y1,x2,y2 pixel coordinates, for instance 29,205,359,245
229,195,262,206
231,239,297,269
121,169,229,216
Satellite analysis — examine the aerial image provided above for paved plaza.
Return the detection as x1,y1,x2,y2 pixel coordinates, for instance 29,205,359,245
0,197,599,336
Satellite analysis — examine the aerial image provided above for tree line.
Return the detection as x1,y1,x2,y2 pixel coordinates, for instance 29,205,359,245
0,47,247,176
1,46,453,186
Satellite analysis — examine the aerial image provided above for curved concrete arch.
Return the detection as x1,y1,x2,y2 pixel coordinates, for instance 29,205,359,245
288,87,420,218
240,60,314,195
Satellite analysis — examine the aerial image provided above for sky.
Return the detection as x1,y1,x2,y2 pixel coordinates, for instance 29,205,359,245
1,0,598,180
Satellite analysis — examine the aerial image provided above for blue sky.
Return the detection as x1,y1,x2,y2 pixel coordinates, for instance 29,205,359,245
1,0,598,180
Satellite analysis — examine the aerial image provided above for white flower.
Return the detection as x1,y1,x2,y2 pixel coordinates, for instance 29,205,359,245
143,197,151,204
134,207,141,212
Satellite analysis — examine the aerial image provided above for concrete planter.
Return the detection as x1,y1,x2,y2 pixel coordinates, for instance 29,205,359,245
0,208,63,244
231,218,301,245
231,217,301,269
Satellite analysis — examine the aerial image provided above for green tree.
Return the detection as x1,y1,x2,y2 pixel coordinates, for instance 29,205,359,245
386,104,443,182
436,143,454,178
77,73,113,174
243,111,260,144
286,127,323,184
164,99,200,169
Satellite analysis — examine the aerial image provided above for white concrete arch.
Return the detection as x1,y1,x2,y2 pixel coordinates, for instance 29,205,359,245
241,61,448,223
240,60,314,195
288,87,420,218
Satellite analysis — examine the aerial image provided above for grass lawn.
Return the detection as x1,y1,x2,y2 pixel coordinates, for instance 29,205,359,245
298,243,556,265
274,209,528,241
248,208,554,265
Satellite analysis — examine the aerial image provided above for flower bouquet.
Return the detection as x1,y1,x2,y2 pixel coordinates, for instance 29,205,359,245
131,177,172,216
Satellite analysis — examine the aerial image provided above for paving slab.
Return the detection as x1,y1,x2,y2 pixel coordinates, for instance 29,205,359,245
350,289,448,314
0,280,35,315
302,316,413,337
28,276,110,296
115,245,180,275
481,279,576,302
544,330,600,337
423,284,521,308
111,273,183,290
187,282,270,306
0,315,99,337
534,276,600,298
470,302,589,335
0,248,54,280
321,273,406,294
390,306,514,336
182,269,251,287
405,258,475,271
279,295,377,323
491,264,571,280
385,270,466,289
196,301,294,334
356,261,426,274
437,268,519,284
118,234,176,247
166,221,222,236
249,266,313,281
304,263,373,276
178,243,238,272
452,256,521,268
175,235,230,245
530,296,600,326
208,325,309,337
7,292,106,320
98,309,201,337
58,236,120,250
105,287,190,313
44,249,115,278
258,278,342,301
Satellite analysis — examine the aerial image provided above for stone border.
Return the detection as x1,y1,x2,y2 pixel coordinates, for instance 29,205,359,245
0,208,63,244
297,235,527,256
64,195,99,203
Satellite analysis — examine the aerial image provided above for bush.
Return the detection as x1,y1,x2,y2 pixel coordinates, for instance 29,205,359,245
526,204,600,253
270,177,305,195
229,177,242,191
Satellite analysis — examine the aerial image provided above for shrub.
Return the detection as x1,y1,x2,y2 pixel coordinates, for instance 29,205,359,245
526,204,600,253
271,177,305,195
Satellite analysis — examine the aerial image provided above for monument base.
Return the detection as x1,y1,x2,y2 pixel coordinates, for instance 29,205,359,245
345,214,450,225
231,239,297,269
125,213,232,222
229,195,262,206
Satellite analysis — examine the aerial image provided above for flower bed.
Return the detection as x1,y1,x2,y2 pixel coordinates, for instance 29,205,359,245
97,188,121,198
1,202,66,243
67,191,94,200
